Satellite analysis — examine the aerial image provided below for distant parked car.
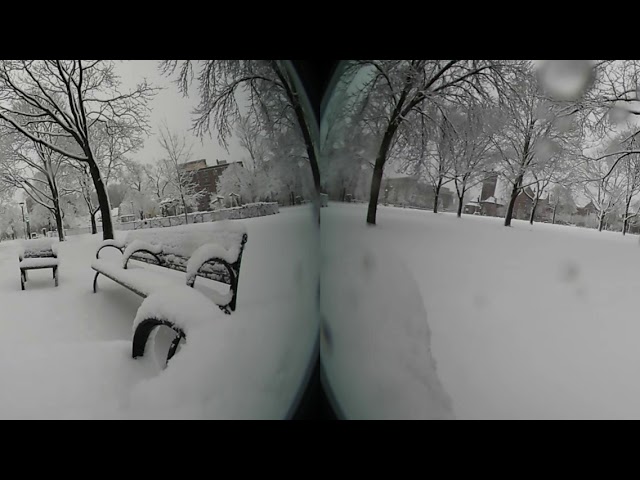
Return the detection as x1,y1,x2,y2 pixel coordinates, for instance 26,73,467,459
30,233,39,239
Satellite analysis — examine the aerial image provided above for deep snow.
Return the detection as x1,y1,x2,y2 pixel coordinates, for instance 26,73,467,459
0,206,318,419
322,203,640,420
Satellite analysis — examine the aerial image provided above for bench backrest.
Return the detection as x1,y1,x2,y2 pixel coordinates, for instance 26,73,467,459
20,238,57,259
123,221,248,285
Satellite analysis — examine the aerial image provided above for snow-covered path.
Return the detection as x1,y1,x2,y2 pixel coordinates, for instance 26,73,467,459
0,206,318,419
322,203,640,419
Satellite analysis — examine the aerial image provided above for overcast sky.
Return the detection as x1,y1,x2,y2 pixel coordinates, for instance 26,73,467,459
113,61,245,168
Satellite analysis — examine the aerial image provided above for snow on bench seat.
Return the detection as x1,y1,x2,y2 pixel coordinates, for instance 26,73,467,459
20,257,59,269
19,238,60,290
91,259,180,298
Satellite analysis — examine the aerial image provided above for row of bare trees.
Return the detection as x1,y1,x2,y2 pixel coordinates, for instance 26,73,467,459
0,60,319,241
322,60,640,235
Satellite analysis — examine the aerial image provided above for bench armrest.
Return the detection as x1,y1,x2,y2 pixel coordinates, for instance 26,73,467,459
122,240,163,269
185,243,240,286
96,240,124,259
185,243,243,313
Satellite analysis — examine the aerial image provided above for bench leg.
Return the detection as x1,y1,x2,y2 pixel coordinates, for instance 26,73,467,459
54,267,58,287
20,270,25,291
92,271,100,293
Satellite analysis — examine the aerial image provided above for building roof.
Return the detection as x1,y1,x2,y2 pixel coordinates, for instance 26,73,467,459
480,196,503,205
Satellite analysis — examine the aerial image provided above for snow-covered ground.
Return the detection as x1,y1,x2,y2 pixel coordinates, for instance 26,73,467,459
321,202,640,419
0,205,318,419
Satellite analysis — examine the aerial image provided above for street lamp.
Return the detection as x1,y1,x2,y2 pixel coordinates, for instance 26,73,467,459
19,202,31,240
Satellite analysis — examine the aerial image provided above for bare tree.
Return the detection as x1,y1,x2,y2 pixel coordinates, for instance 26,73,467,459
548,184,577,224
491,67,582,227
400,105,457,213
235,115,267,173
0,126,72,241
146,161,171,209
67,162,100,234
523,151,576,225
616,135,640,234
579,157,626,232
159,60,320,213
444,102,497,217
0,60,157,239
157,123,205,223
342,60,515,224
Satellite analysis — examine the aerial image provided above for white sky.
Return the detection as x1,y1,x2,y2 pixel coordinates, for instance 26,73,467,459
113,61,245,168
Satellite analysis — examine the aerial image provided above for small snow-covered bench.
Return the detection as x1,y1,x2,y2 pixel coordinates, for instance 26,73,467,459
19,239,59,290
91,221,248,314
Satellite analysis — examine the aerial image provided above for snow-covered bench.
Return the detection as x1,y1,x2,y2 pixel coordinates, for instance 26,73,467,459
91,221,248,314
19,239,59,290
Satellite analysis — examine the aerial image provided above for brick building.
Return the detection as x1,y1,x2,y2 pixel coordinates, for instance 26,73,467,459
511,187,553,221
180,159,243,212
477,173,505,216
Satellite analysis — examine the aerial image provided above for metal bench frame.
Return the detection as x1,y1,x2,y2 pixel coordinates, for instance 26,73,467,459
92,233,248,314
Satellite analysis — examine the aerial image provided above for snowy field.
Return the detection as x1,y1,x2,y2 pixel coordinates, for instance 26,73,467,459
0,206,318,419
321,202,640,419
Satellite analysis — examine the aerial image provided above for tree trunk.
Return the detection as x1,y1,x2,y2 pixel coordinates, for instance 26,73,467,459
504,176,523,227
274,62,321,225
529,199,538,225
88,161,113,240
457,195,464,218
623,199,631,235
552,205,557,224
46,174,65,242
53,200,64,242
181,195,189,225
598,214,605,232
367,124,399,225
90,212,97,235
433,179,442,214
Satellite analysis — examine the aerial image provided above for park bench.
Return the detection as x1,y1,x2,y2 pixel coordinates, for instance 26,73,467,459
91,220,248,315
19,239,59,290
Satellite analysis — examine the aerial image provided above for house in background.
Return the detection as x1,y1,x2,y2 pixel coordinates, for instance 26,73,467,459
464,200,482,215
511,187,553,222
576,200,598,217
479,195,504,217
476,174,556,221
